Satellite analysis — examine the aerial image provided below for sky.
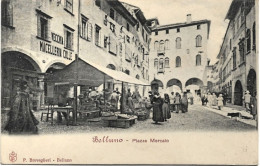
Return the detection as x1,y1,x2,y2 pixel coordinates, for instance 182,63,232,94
120,0,233,65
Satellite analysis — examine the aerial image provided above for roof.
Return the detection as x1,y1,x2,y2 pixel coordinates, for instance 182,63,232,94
225,0,243,20
152,19,211,39
45,58,149,86
146,18,160,25
107,0,137,26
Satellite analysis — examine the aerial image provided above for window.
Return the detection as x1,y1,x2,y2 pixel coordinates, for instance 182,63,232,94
146,69,148,80
159,40,164,51
104,36,108,48
95,0,101,8
154,58,158,68
196,35,202,47
95,25,101,46
125,70,130,75
253,22,256,49
176,37,181,49
246,29,251,53
177,28,180,33
166,29,169,34
154,41,159,50
37,10,52,40
239,40,245,63
126,35,130,43
165,39,169,50
176,56,181,67
110,8,115,20
1,0,13,27
136,75,140,80
65,0,73,14
81,15,88,39
159,58,164,69
142,28,144,38
165,57,169,68
127,23,130,31
196,54,201,66
110,22,115,32
64,25,74,50
155,31,158,35
233,47,237,69
197,25,201,30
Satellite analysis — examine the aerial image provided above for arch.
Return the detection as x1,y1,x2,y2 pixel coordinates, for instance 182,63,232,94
247,69,256,95
151,79,163,92
45,62,66,73
234,80,243,106
196,35,202,47
185,78,204,87
176,56,181,67
2,49,41,72
44,60,67,72
176,37,181,49
106,64,116,70
166,78,182,90
196,54,201,66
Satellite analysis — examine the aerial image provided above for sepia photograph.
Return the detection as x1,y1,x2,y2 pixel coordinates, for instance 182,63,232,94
0,0,258,164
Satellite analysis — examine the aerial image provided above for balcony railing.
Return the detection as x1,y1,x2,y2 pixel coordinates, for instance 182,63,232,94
157,68,165,73
157,49,165,55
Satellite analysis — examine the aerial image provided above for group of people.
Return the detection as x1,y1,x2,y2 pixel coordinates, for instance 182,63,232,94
149,91,190,124
201,92,224,110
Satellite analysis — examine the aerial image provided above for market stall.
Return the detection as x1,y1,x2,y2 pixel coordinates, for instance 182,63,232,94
45,57,150,127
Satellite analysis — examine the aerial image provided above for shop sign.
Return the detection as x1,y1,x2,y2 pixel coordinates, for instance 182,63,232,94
39,41,72,60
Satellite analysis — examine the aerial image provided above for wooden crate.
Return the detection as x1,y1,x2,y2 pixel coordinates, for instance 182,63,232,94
105,118,136,128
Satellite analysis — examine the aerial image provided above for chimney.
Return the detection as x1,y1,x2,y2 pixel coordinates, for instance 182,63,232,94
186,14,192,23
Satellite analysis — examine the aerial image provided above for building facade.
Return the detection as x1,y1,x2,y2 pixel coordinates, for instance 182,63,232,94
148,15,211,96
1,0,151,110
216,0,256,105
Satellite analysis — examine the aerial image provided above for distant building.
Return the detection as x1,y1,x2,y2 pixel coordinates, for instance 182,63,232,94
147,14,211,96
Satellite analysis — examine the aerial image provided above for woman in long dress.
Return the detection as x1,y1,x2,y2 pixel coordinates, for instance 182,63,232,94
217,94,224,110
151,92,164,124
5,80,39,134
181,92,189,113
162,93,171,121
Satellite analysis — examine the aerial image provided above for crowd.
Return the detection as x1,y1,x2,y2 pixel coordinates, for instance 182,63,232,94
201,90,257,120
148,91,190,124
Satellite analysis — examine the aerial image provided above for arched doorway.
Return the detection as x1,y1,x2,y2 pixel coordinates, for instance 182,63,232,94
185,78,204,95
2,51,41,109
166,78,182,93
151,79,163,93
247,69,256,95
234,80,243,106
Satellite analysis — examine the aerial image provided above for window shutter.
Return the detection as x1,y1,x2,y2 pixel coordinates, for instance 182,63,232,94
37,15,40,37
99,30,103,47
71,32,74,50
64,29,67,48
87,22,92,41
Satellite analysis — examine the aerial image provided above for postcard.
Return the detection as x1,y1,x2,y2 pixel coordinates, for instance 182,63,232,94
1,0,258,165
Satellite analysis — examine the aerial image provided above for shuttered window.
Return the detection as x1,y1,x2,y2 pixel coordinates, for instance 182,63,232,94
1,0,13,27
36,10,52,40
64,25,74,50
109,36,117,55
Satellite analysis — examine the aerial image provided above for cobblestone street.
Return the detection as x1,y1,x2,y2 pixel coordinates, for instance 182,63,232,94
2,104,256,135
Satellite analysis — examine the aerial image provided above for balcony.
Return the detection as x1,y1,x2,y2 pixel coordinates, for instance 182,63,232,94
157,49,165,56
157,68,165,74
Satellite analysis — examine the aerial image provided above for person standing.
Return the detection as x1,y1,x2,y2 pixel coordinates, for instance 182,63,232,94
169,92,175,112
174,92,181,113
151,92,164,124
250,91,257,120
162,93,171,121
5,80,39,134
243,90,251,112
181,92,189,113
217,94,224,110
207,92,213,107
212,93,217,106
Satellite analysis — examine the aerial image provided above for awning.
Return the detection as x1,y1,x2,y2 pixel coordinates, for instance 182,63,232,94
45,57,149,86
